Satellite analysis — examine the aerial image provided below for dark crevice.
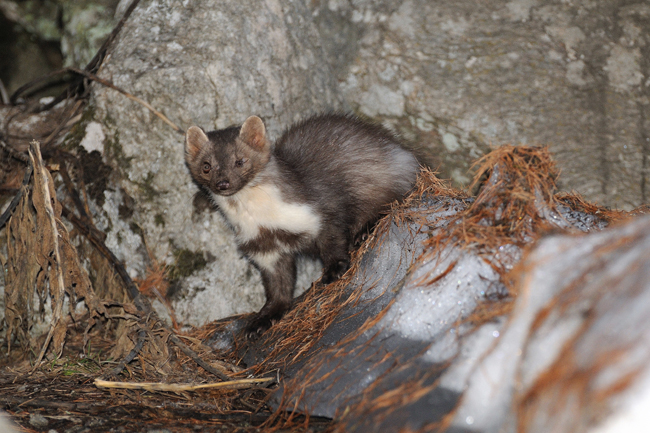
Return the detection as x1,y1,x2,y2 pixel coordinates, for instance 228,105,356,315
0,9,64,99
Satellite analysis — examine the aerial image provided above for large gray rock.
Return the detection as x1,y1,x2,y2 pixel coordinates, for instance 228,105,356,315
230,173,650,433
310,0,650,209
35,0,648,328
85,0,344,324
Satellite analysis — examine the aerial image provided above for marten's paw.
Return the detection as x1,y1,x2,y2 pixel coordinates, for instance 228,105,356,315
245,306,286,340
245,315,273,340
321,259,350,285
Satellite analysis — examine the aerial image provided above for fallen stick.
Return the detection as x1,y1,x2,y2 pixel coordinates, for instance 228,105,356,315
111,328,147,377
57,157,95,227
67,67,182,133
94,377,274,392
168,334,232,382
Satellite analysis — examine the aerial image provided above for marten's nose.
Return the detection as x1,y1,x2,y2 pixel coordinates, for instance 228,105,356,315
216,180,230,190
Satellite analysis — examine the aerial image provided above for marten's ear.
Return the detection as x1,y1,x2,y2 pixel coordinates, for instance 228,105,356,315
239,116,268,151
185,126,209,161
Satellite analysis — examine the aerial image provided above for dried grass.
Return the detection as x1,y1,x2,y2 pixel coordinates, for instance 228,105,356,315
3,142,107,363
442,145,559,253
3,139,636,432
2,141,173,379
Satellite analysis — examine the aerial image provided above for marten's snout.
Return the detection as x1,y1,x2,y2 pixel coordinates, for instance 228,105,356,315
216,180,230,191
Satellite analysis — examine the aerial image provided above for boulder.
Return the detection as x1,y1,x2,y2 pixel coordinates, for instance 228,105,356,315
6,0,648,329
84,0,344,324
310,0,650,208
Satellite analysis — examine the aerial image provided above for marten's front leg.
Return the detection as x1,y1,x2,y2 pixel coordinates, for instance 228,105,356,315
319,231,351,285
246,253,296,339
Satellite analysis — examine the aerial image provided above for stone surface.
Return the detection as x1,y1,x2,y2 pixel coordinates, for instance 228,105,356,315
0,413,17,433
4,0,648,329
88,0,344,325
309,0,650,209
28,413,48,428
245,191,650,433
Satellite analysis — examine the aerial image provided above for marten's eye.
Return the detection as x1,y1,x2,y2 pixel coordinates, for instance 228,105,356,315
202,162,211,173
235,158,247,168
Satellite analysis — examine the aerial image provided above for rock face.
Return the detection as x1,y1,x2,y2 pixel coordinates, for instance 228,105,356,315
36,0,648,326
310,0,650,209
87,0,344,324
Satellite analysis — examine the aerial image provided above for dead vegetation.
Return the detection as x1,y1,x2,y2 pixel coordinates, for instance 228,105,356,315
0,139,302,430
1,3,646,431
0,1,291,428
0,126,641,432
1,63,642,429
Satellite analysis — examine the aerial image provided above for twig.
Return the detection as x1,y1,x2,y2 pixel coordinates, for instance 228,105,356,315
10,65,182,134
0,163,33,230
67,67,182,133
94,377,275,392
173,336,243,373
0,137,29,163
30,141,66,368
111,329,147,377
57,157,94,225
168,334,232,381
9,69,75,107
84,0,142,75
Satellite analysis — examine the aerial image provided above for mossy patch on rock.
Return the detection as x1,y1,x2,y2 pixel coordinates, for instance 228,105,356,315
62,105,97,151
167,248,210,282
102,117,133,174
154,213,165,227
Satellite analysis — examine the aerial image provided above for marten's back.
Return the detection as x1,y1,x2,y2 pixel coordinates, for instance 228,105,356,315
274,113,418,233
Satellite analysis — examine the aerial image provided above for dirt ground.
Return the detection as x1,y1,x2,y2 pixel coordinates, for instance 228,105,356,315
0,334,332,433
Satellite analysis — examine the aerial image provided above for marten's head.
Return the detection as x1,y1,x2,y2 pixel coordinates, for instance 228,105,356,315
185,116,271,197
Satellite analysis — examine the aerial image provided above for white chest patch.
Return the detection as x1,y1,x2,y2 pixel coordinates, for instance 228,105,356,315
211,182,321,243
